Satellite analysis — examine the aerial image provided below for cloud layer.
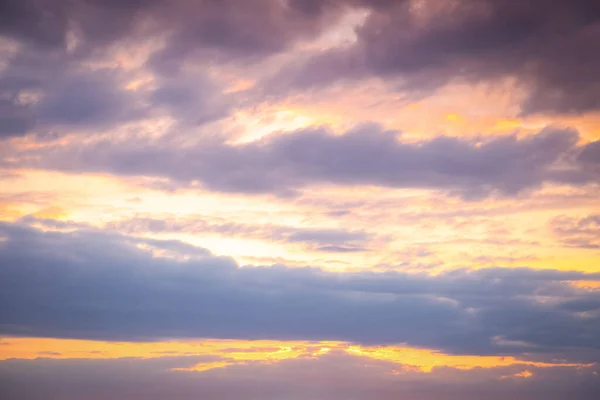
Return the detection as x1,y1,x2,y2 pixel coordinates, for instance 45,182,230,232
3,0,600,143
272,0,600,115
1,351,599,400
1,220,599,358
10,125,597,198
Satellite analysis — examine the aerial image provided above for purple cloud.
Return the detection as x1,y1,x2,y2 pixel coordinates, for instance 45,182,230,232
1,220,599,356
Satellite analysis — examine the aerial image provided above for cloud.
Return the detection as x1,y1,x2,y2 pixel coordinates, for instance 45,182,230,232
107,215,372,252
579,140,600,166
1,220,599,356
148,70,233,127
3,1,320,139
1,351,598,400
4,1,600,142
268,0,600,115
33,68,147,128
0,0,346,64
146,0,346,74
0,45,143,138
550,214,600,249
17,124,600,198
0,99,34,139
0,46,232,139
0,0,68,49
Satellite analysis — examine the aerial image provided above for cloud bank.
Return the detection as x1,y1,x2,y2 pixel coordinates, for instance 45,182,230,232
1,220,599,358
9,125,597,198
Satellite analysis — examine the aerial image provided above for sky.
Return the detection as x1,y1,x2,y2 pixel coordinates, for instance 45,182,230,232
0,0,600,399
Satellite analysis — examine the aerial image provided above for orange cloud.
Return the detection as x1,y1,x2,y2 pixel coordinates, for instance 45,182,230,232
0,338,591,374
345,346,586,373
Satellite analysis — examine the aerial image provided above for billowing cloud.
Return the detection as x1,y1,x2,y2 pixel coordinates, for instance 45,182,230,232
3,0,329,139
0,47,140,137
269,0,600,115
3,0,600,142
14,125,599,198
1,0,324,51
0,0,347,68
1,220,599,356
34,68,146,128
0,44,232,138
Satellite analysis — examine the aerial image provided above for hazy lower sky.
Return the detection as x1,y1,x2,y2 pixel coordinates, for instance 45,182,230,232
1,1,599,399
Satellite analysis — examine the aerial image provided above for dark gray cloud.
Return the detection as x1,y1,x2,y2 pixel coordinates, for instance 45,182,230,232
21,124,600,198
269,0,600,115
0,0,68,49
0,0,164,54
0,99,34,139
146,0,346,74
33,68,146,128
0,45,144,138
1,220,599,356
0,46,231,138
2,0,599,142
287,228,369,252
1,347,599,400
287,228,367,244
4,0,599,142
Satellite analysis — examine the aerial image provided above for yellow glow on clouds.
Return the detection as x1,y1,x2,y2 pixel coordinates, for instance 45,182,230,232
2,167,600,274
0,338,592,374
344,346,586,373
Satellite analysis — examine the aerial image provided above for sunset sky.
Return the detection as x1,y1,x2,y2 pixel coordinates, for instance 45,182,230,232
1,0,600,399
